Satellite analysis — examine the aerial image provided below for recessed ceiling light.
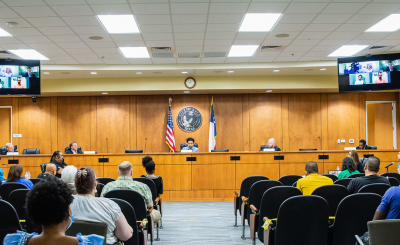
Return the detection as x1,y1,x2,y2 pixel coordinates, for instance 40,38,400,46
90,72,97,74
228,45,258,57
366,14,400,32
102,92,108,94
43,72,50,74
184,91,190,93
328,45,368,57
239,13,282,32
136,72,143,74
119,47,150,58
320,68,326,71
266,90,273,92
0,27,12,37
273,70,280,72
97,15,139,34
182,71,188,74
8,49,49,60
227,71,234,73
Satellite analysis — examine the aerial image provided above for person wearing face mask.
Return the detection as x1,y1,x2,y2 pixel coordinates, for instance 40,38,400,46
3,176,104,245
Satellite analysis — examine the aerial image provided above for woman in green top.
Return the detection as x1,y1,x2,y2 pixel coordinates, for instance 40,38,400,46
338,157,360,179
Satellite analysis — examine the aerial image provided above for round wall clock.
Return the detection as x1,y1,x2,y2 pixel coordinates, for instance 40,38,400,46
184,77,196,89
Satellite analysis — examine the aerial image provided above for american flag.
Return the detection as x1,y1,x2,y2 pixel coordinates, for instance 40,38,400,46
166,104,176,152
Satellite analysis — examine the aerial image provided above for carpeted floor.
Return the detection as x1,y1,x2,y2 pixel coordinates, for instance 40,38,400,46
154,202,263,245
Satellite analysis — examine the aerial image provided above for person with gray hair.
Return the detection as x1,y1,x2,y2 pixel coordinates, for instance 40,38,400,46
1,143,18,155
61,165,78,194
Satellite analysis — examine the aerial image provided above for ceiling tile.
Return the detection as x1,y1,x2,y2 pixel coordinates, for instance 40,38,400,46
45,0,87,5
373,39,400,46
345,39,377,45
90,4,132,15
3,0,46,6
38,27,75,35
174,33,205,40
279,14,318,24
253,50,281,57
76,58,104,64
1,43,31,49
142,33,173,40
171,3,209,14
70,26,107,35
57,41,88,48
144,40,174,47
131,4,170,15
325,31,361,40
273,24,307,32
127,58,152,64
205,32,236,40
296,32,331,40
152,58,177,64
203,45,231,52
17,35,52,43
279,51,306,57
88,0,127,4
0,18,32,28
48,35,82,42
40,60,55,64
79,34,113,42
91,48,118,54
110,34,143,41
0,7,20,18
177,58,201,63
134,15,171,25
210,0,250,2
303,51,330,57
225,57,251,63
262,39,293,46
0,37,22,44
173,24,206,33
71,53,99,59
310,45,341,52
317,39,349,45
335,24,371,32
265,31,300,40
290,39,322,45
236,32,267,40
6,28,42,36
139,25,172,33
175,40,203,47
35,48,67,55
204,39,233,46
62,16,99,26
355,32,391,40
45,54,74,59
201,57,227,63
285,3,328,13
85,41,116,48
346,14,387,24
273,56,300,62
384,32,400,40
298,56,324,61
172,15,207,24
175,45,202,52
322,3,368,13
114,40,145,46
247,3,289,13
11,6,57,17
284,45,314,52
207,14,244,24
103,59,128,64
209,3,249,14
312,14,353,23
249,56,276,62
233,39,262,45
53,59,79,64
358,3,400,14
26,17,66,27
63,48,94,54
51,5,94,16
304,24,341,32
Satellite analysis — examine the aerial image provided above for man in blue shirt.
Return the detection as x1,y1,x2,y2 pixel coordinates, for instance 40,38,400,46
373,187,400,220
181,137,199,152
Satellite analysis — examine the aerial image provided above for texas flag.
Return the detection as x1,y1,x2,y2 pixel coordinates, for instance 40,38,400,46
208,101,217,152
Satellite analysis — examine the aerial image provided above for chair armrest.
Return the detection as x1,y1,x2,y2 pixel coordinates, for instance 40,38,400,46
250,205,258,212
138,218,148,229
234,191,239,196
355,235,365,245
155,197,160,203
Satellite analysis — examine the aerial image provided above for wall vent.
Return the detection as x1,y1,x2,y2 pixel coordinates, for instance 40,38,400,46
151,47,172,52
260,46,284,52
0,50,11,54
369,46,387,50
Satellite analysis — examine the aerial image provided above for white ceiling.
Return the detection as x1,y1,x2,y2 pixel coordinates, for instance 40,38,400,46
0,0,398,73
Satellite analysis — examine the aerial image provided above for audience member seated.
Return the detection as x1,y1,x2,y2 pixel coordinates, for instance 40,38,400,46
296,161,333,195
338,157,360,179
101,161,161,224
373,186,400,220
348,150,364,173
50,151,68,178
0,164,4,181
141,156,163,197
61,165,78,194
348,157,390,194
3,176,104,245
356,139,373,150
260,138,281,151
3,164,33,189
65,142,83,154
71,167,133,244
37,164,56,179
1,143,18,155
181,137,199,152
397,152,400,174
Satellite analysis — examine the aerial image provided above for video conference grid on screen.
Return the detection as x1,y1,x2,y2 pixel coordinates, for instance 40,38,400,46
0,65,39,89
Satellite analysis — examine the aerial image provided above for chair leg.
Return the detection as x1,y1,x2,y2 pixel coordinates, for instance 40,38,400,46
250,213,256,245
234,213,238,227
240,203,246,240
155,223,160,241
241,224,246,240
157,204,163,229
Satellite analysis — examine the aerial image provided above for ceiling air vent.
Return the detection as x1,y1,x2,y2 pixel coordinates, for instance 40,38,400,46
260,46,284,52
204,52,226,57
0,50,11,54
151,47,172,52
369,46,387,50
178,52,200,58
151,47,174,58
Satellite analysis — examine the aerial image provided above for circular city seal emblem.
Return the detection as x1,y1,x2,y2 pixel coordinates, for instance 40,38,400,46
177,107,202,132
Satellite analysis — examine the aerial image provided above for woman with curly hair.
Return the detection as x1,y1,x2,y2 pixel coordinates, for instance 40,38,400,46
3,176,104,245
338,157,360,179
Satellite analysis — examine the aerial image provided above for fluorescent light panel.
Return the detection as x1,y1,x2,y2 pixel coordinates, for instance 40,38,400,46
97,15,139,34
0,28,12,37
119,47,150,58
328,45,368,57
239,13,282,32
366,14,400,32
8,49,49,60
228,45,258,57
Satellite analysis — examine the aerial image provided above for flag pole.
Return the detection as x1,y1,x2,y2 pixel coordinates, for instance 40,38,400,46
169,97,172,105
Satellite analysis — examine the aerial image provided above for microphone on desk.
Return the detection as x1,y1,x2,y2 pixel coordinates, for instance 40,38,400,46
318,136,322,150
106,138,108,154
145,138,147,153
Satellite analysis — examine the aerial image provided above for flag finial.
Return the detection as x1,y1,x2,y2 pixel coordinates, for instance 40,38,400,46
169,97,172,105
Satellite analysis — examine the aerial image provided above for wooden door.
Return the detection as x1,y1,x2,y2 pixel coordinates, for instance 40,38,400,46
367,103,394,149
0,108,11,145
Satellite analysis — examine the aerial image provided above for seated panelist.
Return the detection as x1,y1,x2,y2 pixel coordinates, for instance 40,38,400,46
181,137,199,152
356,139,373,150
65,142,83,154
1,143,18,155
260,138,281,151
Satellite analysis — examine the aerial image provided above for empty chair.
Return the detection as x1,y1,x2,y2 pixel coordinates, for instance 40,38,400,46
358,183,391,196
23,148,40,154
387,177,400,187
252,186,302,245
125,150,143,153
330,193,382,245
264,195,329,245
29,178,42,185
0,182,28,201
96,177,115,185
66,221,107,245
0,200,23,242
334,178,352,188
364,220,400,245
381,172,400,184
277,175,302,186
348,173,365,178
311,185,348,219
8,189,40,233
96,183,105,197
322,174,339,182
211,149,229,152
234,176,269,227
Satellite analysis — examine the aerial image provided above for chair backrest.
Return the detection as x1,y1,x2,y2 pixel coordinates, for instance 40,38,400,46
322,174,339,182
23,148,40,155
96,177,115,185
125,150,143,153
247,180,282,221
299,149,317,151
274,196,329,245
180,143,198,150
369,146,377,150
311,185,348,217
278,175,303,186
65,220,107,245
40,163,48,173
132,177,157,202
8,189,30,220
358,183,391,196
238,176,269,215
332,193,382,245
0,200,23,242
29,178,42,185
257,186,302,242
368,220,400,245
348,173,365,178
381,172,400,184
211,149,229,152
0,182,29,201
96,183,105,197
104,190,147,222
65,146,82,153
334,178,353,188
387,177,400,187
109,198,140,245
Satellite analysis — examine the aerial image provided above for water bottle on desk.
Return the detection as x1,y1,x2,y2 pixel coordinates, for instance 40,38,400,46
27,171,31,179
336,166,340,176
25,172,29,179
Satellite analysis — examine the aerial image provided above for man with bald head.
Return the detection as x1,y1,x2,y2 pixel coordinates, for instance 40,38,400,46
296,161,333,195
260,138,281,151
1,143,18,155
37,164,56,179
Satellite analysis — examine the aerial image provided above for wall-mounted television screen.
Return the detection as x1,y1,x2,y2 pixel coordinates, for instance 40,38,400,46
338,53,400,93
0,59,40,95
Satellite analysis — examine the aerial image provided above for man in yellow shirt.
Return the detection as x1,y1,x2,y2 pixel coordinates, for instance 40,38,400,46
296,161,333,195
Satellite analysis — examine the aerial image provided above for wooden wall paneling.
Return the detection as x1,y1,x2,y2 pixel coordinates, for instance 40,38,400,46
242,94,250,151
89,97,97,152
213,190,240,199
96,96,130,153
323,151,349,174
18,98,52,154
236,153,279,187
0,108,11,145
368,151,398,174
367,104,376,146
171,94,210,152
281,94,289,151
327,94,360,150
288,94,322,151
136,95,169,153
168,190,213,199
321,94,328,150
249,94,282,151
157,164,192,191
11,98,19,148
129,96,137,151
50,98,57,152
359,93,366,141
64,155,104,177
373,103,393,149
0,98,11,106
213,95,243,151
280,152,322,176
57,97,91,153
366,92,396,101
14,156,51,178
